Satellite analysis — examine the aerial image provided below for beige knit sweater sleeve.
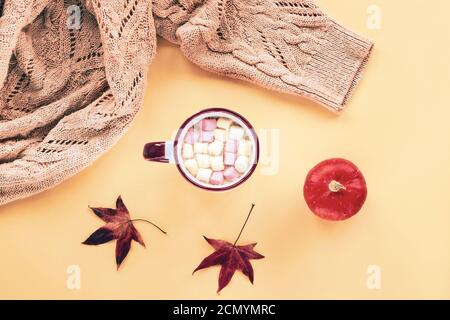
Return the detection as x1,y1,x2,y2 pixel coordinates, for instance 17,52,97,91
0,0,373,206
154,0,373,112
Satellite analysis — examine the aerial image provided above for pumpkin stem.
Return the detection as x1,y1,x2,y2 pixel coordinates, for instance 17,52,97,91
328,180,346,193
233,204,256,247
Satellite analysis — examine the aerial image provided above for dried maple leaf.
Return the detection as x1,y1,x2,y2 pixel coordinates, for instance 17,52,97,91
83,196,166,269
193,204,264,293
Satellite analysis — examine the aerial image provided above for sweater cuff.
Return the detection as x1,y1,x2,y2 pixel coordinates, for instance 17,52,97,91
302,19,374,112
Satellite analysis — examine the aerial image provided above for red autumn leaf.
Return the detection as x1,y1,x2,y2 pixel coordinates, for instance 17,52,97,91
194,237,264,293
193,204,264,293
83,196,166,269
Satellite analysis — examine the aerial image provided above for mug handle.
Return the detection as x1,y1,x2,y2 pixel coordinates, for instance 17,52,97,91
143,141,175,164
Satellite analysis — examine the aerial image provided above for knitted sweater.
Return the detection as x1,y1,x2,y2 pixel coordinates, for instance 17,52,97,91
0,0,373,205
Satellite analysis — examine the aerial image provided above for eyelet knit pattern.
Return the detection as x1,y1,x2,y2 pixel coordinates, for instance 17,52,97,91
0,0,155,205
0,0,373,205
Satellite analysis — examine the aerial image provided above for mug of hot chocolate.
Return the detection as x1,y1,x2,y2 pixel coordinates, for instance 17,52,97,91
144,108,259,191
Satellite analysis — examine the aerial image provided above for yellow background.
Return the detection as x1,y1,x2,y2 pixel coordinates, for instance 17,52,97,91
0,0,449,299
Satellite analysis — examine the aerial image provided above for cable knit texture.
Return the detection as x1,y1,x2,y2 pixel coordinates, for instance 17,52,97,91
0,0,373,205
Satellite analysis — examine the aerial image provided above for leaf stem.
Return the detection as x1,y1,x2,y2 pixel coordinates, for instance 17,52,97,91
129,219,167,235
233,204,256,247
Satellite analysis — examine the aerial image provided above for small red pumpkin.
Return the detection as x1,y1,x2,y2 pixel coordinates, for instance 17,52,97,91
303,158,367,221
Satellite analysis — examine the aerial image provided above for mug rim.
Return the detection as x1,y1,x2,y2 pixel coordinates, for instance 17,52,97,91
173,108,260,191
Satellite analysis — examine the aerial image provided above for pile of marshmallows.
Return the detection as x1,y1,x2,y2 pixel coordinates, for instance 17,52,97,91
182,117,253,186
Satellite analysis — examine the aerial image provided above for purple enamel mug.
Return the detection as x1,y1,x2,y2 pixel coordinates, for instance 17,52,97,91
144,108,259,191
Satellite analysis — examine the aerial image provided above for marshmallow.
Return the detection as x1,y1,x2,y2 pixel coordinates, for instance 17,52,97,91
235,155,249,173
182,144,194,159
184,158,198,176
213,128,227,142
184,128,200,144
238,139,252,156
196,168,213,183
217,117,233,130
225,140,238,153
200,119,217,131
224,152,237,166
228,125,245,140
210,156,225,171
200,130,214,142
224,167,240,182
210,171,224,185
194,142,208,154
208,140,224,156
196,154,210,169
